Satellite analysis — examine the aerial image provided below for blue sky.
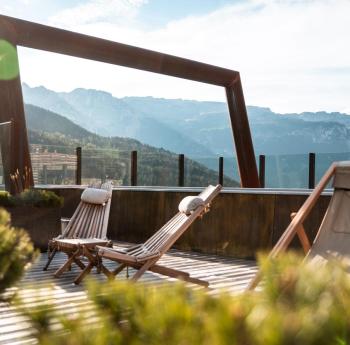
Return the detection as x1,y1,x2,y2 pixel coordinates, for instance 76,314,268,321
137,0,240,28
1,0,350,114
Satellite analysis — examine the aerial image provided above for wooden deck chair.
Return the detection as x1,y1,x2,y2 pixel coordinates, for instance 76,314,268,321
43,181,113,280
248,161,350,290
94,184,222,287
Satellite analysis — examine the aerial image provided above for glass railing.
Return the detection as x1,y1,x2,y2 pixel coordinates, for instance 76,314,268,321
25,144,350,189
264,152,350,188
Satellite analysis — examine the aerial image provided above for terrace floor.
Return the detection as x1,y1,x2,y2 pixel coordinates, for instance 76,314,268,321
0,246,257,345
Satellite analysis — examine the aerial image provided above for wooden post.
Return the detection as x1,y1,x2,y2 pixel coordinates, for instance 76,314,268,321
0,21,34,194
218,157,224,186
225,76,260,188
308,152,316,189
131,150,137,186
178,154,185,187
0,120,13,191
76,147,82,185
0,15,260,190
259,155,265,188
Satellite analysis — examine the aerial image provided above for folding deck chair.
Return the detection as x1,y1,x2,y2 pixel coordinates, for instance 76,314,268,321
43,181,113,283
248,161,350,290
91,184,222,287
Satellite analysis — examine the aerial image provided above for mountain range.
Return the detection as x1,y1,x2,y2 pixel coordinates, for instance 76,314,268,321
22,83,350,187
22,83,350,158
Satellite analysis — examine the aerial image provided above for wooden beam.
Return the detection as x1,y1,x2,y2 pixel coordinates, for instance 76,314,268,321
0,15,259,188
225,77,260,187
0,15,238,87
0,22,33,193
0,121,12,191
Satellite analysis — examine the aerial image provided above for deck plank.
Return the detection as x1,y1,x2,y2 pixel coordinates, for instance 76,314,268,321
0,248,257,344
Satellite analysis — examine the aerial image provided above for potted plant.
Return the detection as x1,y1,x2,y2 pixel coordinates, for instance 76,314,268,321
0,189,63,251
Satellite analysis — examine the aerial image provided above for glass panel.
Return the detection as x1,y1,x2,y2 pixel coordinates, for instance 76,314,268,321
316,152,350,186
81,148,130,186
186,156,217,187
265,153,309,188
221,156,240,187
137,151,178,187
30,144,76,185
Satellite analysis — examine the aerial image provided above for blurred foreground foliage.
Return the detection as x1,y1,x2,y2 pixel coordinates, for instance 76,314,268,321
20,252,350,345
0,209,37,298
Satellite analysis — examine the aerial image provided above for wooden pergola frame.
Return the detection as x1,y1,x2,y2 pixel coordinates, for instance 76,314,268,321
0,14,260,191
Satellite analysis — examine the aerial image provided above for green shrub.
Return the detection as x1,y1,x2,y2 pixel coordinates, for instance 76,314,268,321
0,191,15,207
15,189,63,207
0,209,37,298
20,252,350,345
0,189,63,208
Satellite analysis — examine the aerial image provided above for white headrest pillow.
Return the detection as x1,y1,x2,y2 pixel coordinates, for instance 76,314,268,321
178,196,204,215
81,188,111,205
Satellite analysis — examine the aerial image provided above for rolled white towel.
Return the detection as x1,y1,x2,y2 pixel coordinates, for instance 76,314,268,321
178,196,204,215
81,188,111,205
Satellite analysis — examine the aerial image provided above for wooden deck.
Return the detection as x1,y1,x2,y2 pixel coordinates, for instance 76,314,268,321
0,248,257,344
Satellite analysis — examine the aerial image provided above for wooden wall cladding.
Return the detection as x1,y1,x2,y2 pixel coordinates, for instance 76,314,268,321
52,188,331,258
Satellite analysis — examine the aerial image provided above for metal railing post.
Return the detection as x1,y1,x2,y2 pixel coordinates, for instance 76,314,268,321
131,150,138,186
178,154,185,187
218,156,224,186
308,152,316,189
76,147,82,185
259,155,265,188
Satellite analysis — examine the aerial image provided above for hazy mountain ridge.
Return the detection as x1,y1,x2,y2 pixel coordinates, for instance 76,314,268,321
22,84,350,157
22,84,213,157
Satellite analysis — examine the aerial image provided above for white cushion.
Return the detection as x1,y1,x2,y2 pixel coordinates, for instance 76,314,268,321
81,188,111,205
178,196,204,215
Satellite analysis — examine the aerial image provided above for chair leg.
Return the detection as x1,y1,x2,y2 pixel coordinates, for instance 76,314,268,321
150,265,190,278
150,264,208,287
43,247,57,271
113,263,127,276
246,271,261,291
131,260,156,282
54,249,79,278
96,256,102,274
100,264,114,280
65,253,72,271
73,258,86,270
74,262,94,285
181,275,209,288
